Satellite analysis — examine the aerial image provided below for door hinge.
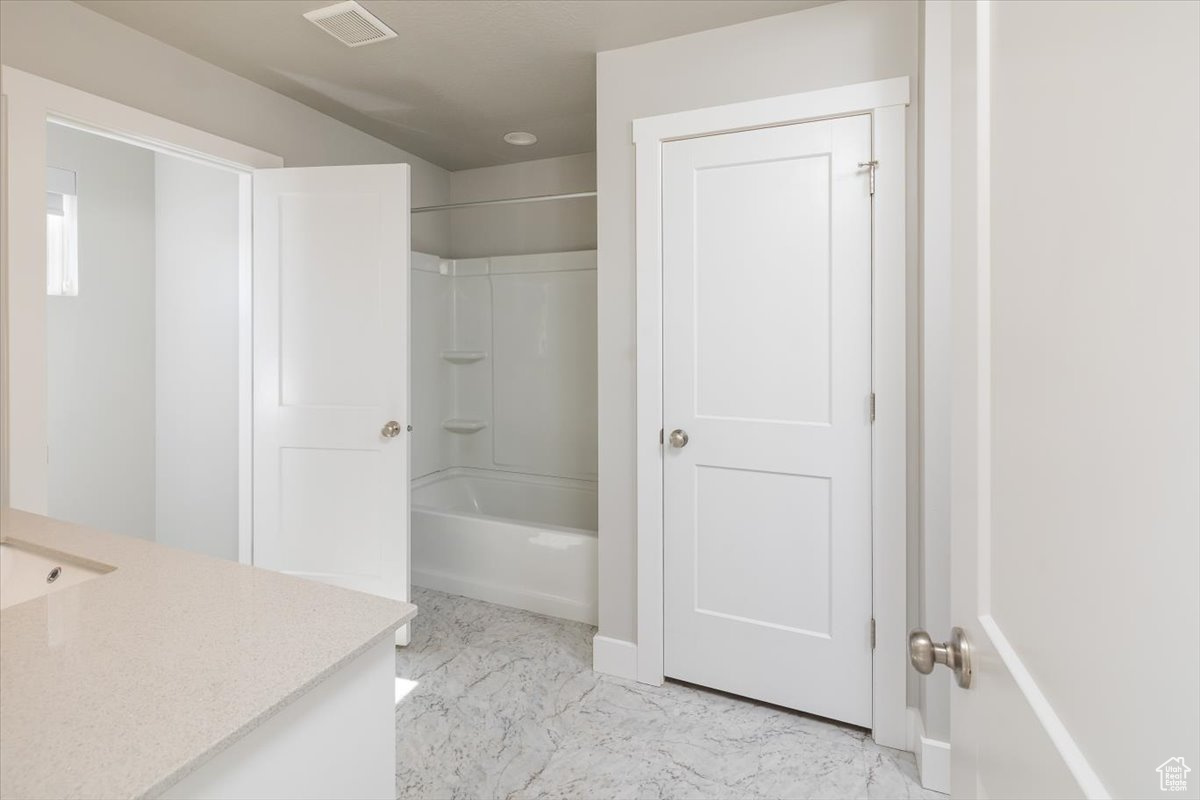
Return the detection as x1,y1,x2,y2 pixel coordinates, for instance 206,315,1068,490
858,160,878,195
659,428,664,445
870,618,876,650
869,393,877,423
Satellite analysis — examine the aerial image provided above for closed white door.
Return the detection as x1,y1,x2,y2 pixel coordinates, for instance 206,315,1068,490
662,115,873,725
944,2,1199,796
253,164,411,644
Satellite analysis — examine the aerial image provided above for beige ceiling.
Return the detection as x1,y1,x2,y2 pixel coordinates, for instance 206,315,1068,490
77,0,829,170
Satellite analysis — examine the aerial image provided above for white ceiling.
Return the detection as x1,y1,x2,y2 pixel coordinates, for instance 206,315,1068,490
77,0,829,170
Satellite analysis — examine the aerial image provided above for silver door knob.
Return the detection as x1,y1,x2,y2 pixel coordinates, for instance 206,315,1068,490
381,420,402,438
668,429,689,448
909,627,972,689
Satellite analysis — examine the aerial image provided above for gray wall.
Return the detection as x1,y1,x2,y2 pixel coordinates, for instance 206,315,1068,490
445,153,596,259
595,0,921,666
46,124,157,539
0,0,451,254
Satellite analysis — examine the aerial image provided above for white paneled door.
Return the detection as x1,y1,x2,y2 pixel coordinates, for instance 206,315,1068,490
662,116,873,725
253,164,411,645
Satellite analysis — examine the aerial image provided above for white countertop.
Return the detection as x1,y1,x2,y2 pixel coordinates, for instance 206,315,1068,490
0,508,416,800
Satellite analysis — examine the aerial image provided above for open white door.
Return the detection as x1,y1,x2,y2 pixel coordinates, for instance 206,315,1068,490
937,3,1199,797
252,164,411,645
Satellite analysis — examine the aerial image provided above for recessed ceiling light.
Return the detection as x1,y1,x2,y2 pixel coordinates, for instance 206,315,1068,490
503,131,538,146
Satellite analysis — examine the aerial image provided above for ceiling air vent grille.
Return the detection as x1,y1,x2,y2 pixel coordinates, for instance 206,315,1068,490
303,1,397,48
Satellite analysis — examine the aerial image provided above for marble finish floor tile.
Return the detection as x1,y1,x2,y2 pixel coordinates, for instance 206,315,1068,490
396,588,943,800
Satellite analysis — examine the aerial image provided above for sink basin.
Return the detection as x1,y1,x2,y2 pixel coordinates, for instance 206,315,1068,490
0,539,114,610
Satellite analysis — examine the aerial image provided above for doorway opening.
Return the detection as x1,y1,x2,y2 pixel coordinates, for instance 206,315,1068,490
1,67,283,561
43,121,241,558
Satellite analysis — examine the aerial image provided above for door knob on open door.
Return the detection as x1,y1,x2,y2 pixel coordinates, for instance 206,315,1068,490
668,429,689,448
909,627,973,688
381,420,402,438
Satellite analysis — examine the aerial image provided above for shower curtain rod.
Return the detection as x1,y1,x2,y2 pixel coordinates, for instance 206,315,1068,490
410,190,597,214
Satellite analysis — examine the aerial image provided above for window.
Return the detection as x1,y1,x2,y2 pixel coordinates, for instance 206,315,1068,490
47,166,78,296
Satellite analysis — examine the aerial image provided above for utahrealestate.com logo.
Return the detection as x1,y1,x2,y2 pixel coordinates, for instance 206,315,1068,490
1157,757,1190,792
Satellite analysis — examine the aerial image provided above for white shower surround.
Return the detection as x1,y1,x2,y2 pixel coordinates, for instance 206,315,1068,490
410,249,598,623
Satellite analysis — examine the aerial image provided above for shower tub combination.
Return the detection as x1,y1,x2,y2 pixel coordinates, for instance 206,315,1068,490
409,248,598,624
410,468,598,625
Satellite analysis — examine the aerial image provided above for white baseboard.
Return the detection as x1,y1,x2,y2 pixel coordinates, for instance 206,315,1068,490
592,635,637,680
920,735,951,794
906,706,950,794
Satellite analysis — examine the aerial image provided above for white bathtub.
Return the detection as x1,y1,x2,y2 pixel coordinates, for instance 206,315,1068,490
410,468,598,624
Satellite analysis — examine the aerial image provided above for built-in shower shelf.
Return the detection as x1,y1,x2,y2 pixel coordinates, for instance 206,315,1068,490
441,350,487,364
442,419,488,434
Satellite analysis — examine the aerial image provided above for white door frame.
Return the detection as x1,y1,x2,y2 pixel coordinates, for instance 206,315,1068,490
0,67,282,562
632,76,910,748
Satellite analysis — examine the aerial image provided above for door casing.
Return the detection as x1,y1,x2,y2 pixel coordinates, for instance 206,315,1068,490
632,77,910,749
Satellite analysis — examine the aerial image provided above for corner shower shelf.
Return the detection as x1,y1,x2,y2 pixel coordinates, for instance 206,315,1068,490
442,419,488,434
440,350,487,364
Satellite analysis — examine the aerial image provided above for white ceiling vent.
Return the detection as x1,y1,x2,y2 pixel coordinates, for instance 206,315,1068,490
303,1,397,48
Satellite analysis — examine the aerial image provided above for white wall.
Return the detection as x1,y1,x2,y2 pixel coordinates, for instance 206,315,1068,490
0,0,450,253
595,0,921,654
154,153,240,560
446,153,596,259
45,124,157,540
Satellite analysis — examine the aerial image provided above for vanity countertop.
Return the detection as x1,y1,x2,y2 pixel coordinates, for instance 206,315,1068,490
0,508,416,800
